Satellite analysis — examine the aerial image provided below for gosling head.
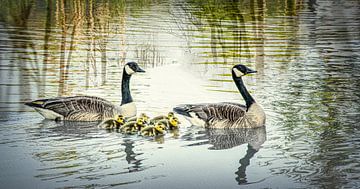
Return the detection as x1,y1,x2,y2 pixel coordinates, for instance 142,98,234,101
139,113,150,123
154,122,166,134
167,112,174,119
115,115,125,125
136,117,146,125
169,117,180,128
124,62,145,75
232,64,257,78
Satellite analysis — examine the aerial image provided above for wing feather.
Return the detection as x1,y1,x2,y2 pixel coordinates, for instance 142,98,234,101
175,103,246,125
31,96,118,121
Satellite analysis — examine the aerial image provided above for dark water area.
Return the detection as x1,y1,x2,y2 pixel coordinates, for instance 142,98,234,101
0,0,360,188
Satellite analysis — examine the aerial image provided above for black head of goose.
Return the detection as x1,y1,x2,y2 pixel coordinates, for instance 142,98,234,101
173,64,265,128
25,62,145,121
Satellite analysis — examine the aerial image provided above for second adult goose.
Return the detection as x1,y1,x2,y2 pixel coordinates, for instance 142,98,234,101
25,62,145,121
173,64,265,128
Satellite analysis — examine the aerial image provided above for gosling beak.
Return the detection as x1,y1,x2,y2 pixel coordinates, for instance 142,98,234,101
136,66,145,73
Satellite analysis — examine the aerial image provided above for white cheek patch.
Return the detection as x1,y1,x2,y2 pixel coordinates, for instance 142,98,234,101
233,68,244,77
125,65,135,75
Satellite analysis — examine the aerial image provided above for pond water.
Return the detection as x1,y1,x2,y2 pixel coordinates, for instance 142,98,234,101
1,0,360,188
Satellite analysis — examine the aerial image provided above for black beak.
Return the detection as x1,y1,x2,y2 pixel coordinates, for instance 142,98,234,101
246,67,257,74
136,66,145,73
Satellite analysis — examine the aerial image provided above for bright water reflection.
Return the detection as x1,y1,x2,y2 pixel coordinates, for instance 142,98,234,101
0,0,360,188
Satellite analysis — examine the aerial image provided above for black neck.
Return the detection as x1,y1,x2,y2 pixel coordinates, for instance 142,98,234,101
121,69,133,105
232,72,255,109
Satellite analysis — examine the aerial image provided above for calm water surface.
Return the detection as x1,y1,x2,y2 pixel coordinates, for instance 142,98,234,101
0,0,360,188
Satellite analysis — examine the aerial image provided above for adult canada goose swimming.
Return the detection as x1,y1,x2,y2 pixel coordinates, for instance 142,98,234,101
173,64,265,128
25,62,145,121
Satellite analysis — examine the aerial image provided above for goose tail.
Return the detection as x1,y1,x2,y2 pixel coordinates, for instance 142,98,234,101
24,99,47,108
24,98,64,120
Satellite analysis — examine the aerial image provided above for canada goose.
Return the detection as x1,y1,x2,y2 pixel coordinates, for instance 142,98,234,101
98,115,125,130
119,117,147,134
127,113,150,124
173,64,265,128
24,62,145,121
157,117,181,130
140,122,167,137
149,112,175,124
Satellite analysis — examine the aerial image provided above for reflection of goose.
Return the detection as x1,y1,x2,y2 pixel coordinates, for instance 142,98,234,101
122,139,143,172
235,144,260,185
186,127,266,185
25,62,145,121
174,64,265,128
35,119,100,137
186,126,266,150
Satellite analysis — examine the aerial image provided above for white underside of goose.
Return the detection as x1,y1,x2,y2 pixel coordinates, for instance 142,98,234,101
245,103,266,127
34,107,63,120
120,102,137,118
186,112,206,127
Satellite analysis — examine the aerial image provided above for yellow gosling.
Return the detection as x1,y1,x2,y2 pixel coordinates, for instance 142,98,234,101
98,115,125,129
157,117,181,130
127,113,150,124
149,112,175,124
140,122,166,137
120,117,146,134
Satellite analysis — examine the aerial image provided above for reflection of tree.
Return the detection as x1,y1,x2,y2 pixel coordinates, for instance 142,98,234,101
112,1,127,66
273,1,360,187
41,0,53,97
57,0,67,95
135,41,165,68
66,0,82,87
250,0,265,74
0,0,161,105
179,0,304,71
308,0,318,12
0,0,39,111
85,0,95,89
180,1,252,64
94,1,111,85
57,0,83,95
306,4,360,184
